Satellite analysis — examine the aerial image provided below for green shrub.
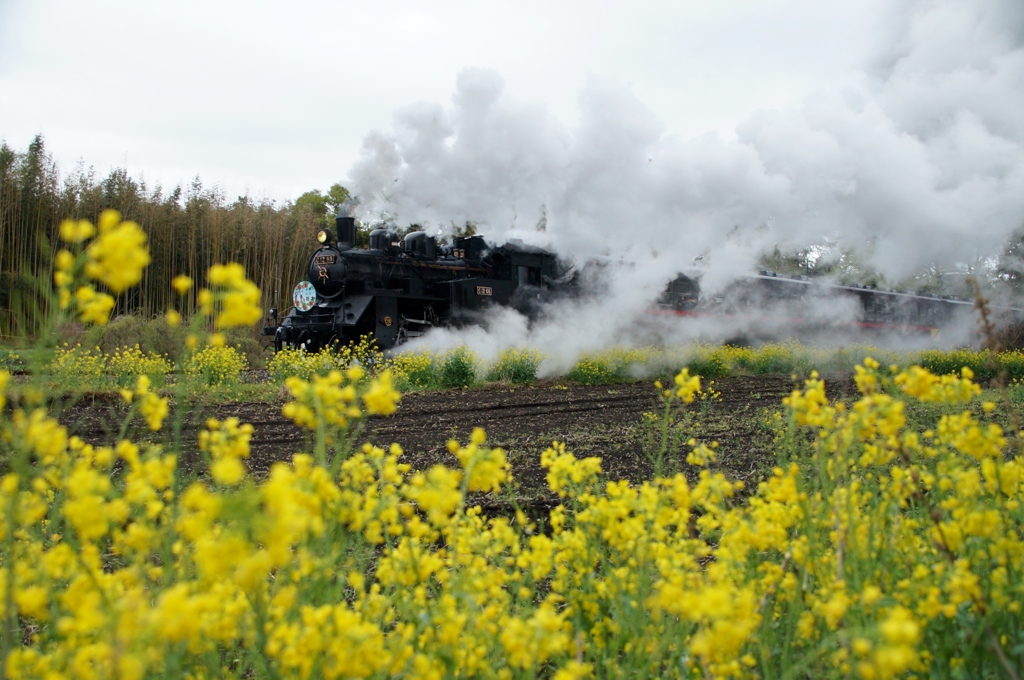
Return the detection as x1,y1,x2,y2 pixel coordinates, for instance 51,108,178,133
53,320,89,349
917,348,994,379
685,352,729,380
485,348,543,384
95,315,143,354
0,348,24,373
749,343,796,375
226,334,265,369
439,346,477,389
1000,350,1024,382
566,356,616,385
94,313,188,362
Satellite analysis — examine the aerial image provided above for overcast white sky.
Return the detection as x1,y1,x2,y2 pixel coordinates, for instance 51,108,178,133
3,0,1023,281
2,0,885,201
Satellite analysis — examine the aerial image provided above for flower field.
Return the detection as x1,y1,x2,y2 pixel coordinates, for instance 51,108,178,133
2,214,1024,678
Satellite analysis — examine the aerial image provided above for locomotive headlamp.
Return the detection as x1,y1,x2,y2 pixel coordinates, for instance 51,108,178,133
316,229,331,244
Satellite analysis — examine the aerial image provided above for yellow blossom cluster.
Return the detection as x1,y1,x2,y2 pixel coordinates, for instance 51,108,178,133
266,336,418,392
895,364,982,403
447,427,510,492
119,374,169,431
0,369,8,411
194,262,262,330
71,285,116,325
53,210,151,325
107,345,173,386
270,345,367,383
82,209,151,293
283,367,365,430
673,367,702,402
199,417,253,485
47,344,106,379
540,440,602,498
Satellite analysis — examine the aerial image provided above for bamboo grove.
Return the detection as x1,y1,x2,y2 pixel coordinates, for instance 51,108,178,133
0,136,341,340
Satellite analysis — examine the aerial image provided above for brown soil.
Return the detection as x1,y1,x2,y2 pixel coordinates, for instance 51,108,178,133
59,374,859,509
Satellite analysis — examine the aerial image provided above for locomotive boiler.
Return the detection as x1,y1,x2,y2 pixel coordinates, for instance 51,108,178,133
263,214,571,350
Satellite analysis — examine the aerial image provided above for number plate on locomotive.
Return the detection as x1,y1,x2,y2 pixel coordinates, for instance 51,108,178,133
476,286,492,296
314,254,336,265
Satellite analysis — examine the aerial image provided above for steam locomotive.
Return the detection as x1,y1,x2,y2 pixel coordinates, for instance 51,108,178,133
263,215,573,351
263,213,1012,351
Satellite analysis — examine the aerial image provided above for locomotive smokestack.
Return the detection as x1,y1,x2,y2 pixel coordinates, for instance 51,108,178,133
335,214,356,250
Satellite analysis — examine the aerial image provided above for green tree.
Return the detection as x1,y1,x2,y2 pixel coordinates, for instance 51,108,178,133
325,183,351,214
996,227,1024,293
293,183,351,229
294,190,329,220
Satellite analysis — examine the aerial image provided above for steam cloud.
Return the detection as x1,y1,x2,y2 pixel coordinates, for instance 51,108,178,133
348,0,1024,365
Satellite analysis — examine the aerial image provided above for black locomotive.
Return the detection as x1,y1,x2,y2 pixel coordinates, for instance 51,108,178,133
264,213,1019,351
263,214,572,350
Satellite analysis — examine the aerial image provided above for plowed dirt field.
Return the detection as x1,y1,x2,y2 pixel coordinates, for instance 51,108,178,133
61,374,858,509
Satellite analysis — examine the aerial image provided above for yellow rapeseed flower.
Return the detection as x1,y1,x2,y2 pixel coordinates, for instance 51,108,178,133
83,213,150,293
172,274,193,295
363,370,401,416
447,428,510,492
54,249,75,272
98,208,121,232
200,417,253,487
674,367,701,403
59,218,95,243
139,391,169,431
73,285,116,325
0,369,9,411
205,262,262,329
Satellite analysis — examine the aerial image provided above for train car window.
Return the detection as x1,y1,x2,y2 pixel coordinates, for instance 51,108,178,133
670,278,694,295
517,266,540,287
864,296,886,323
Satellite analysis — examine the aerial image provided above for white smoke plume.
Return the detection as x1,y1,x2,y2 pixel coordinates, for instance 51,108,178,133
348,0,1024,362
